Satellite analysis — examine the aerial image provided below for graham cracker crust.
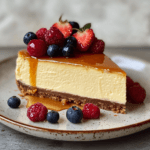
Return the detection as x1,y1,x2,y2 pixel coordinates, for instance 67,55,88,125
16,80,126,114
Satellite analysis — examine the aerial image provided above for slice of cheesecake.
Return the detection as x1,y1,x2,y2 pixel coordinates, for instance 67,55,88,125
16,50,126,114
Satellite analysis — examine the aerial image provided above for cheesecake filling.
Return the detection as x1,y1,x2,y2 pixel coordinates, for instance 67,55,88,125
16,50,126,105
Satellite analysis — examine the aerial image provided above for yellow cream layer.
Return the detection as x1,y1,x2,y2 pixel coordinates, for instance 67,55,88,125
16,50,126,104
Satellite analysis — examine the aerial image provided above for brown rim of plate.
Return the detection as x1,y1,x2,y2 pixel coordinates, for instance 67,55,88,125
0,114,150,134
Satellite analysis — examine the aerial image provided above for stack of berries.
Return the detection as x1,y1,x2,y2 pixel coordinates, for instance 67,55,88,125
23,16,105,58
126,76,146,103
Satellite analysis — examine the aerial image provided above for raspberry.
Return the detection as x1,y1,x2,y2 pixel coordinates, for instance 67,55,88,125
27,39,47,57
82,103,100,119
45,27,65,47
89,38,105,54
133,82,140,87
128,83,146,104
126,76,135,103
27,102,48,122
127,93,135,103
126,76,134,89
36,28,47,41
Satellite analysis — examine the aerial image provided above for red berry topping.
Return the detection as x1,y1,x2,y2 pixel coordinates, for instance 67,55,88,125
82,103,100,119
73,28,95,52
128,83,146,103
27,39,47,57
27,102,48,122
52,16,72,38
89,37,105,53
45,27,65,47
36,28,47,41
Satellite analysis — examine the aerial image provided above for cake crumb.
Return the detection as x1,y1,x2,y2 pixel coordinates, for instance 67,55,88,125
61,99,67,105
18,93,24,97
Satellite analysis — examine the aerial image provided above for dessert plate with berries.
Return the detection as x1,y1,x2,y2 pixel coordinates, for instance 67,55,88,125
0,17,150,141
0,53,149,141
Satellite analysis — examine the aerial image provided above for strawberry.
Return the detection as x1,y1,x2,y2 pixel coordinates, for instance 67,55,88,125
73,23,95,52
52,15,72,38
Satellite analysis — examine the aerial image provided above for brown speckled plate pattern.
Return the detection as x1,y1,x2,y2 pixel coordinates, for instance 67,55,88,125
0,55,150,141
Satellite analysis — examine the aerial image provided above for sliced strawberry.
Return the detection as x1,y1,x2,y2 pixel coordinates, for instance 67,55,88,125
52,16,72,38
73,24,95,52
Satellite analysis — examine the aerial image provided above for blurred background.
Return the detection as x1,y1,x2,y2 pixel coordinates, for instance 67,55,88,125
0,0,150,47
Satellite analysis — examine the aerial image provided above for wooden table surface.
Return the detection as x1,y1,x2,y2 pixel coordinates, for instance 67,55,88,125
0,47,150,150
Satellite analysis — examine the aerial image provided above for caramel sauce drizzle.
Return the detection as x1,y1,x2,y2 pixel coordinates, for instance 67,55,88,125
19,50,38,87
25,96,83,111
29,57,38,87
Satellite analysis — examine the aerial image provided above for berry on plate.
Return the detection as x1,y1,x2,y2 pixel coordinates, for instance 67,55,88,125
23,32,37,45
128,82,146,104
82,103,100,119
62,44,74,57
126,76,134,89
27,102,48,122
126,76,135,103
36,28,47,41
47,110,59,123
65,36,77,47
45,27,65,47
69,21,80,35
47,44,60,57
52,15,72,38
73,23,95,52
89,37,105,54
27,39,47,57
7,96,21,108
126,76,146,104
66,106,83,123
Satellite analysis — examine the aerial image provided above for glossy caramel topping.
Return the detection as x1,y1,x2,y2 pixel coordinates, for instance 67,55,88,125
25,96,83,111
18,50,126,73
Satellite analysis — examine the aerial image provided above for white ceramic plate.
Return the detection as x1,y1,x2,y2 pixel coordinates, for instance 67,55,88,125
0,55,150,141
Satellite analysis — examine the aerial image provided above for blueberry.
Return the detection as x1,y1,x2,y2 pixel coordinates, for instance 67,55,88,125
69,21,80,34
62,45,74,57
66,106,83,123
7,96,21,108
65,36,77,47
47,44,60,57
23,32,37,45
58,47,63,56
47,111,59,123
